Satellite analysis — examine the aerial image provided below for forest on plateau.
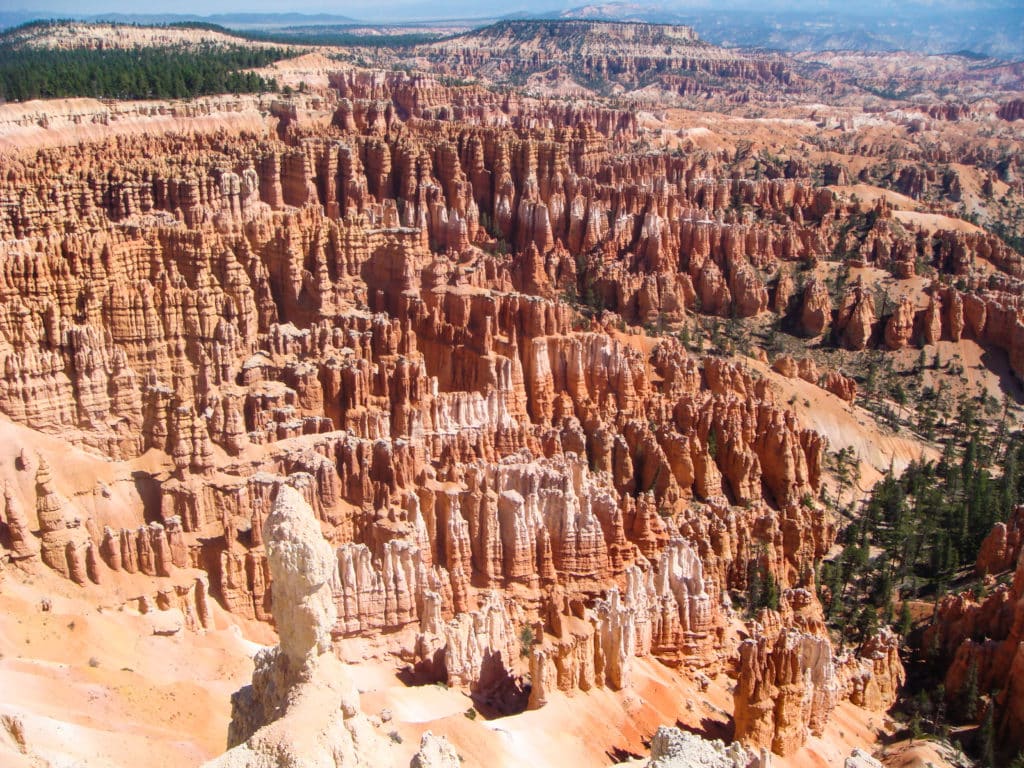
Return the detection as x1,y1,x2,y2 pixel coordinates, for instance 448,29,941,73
0,43,284,101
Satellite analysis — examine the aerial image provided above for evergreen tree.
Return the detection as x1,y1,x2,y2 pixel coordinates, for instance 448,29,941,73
962,657,980,721
979,703,996,767
898,600,913,637
0,42,286,101
747,557,763,612
764,570,780,611
854,604,879,642
934,684,947,737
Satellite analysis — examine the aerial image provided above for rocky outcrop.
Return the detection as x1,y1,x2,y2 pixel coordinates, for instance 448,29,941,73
998,99,1024,122
0,55,974,765
771,355,853,402
642,726,768,768
416,589,520,700
734,626,837,755
925,512,1024,753
770,355,798,379
883,295,916,350
263,485,337,664
821,371,856,403
837,629,904,711
34,459,93,584
525,539,719,709
773,272,794,314
922,293,943,345
844,750,883,768
207,485,393,768
976,505,1024,575
410,732,460,768
835,283,875,351
1,481,38,561
416,21,794,101
729,257,769,318
798,278,832,337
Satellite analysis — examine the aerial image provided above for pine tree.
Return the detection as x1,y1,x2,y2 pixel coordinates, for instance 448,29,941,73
872,557,893,608
934,684,947,737
820,562,842,619
854,605,878,642
898,601,913,637
764,570,780,611
979,703,996,767
747,558,763,612
1002,449,1019,519
963,657,980,721
963,435,979,487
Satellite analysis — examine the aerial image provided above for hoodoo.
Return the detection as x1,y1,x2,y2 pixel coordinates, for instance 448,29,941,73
0,10,1022,768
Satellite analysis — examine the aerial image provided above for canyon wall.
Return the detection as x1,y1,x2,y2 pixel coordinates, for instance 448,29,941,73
0,69,917,758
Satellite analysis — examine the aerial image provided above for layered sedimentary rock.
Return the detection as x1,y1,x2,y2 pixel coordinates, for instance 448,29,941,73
733,626,838,755
410,732,460,768
733,586,905,756
0,60,940,762
821,372,856,403
836,629,904,711
770,355,854,403
883,295,916,350
976,505,1024,575
1,481,39,560
999,99,1024,122
406,20,796,110
35,459,92,584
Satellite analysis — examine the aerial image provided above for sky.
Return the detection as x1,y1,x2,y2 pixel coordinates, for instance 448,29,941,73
3,0,1020,23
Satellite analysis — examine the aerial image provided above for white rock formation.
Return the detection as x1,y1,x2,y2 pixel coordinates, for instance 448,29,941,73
410,731,460,768
644,727,770,768
204,485,394,768
843,749,884,768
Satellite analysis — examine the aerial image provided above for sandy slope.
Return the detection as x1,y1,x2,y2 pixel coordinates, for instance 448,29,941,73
750,358,935,488
0,416,171,532
349,639,893,768
248,52,341,90
0,566,257,767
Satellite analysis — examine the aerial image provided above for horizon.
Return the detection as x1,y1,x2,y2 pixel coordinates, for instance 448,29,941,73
3,0,1022,25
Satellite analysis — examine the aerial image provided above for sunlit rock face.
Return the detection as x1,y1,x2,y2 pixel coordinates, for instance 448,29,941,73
0,52,947,762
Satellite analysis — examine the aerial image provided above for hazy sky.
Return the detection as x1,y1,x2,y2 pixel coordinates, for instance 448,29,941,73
3,0,1020,22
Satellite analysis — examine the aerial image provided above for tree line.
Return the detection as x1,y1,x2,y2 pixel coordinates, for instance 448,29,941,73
0,43,286,101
